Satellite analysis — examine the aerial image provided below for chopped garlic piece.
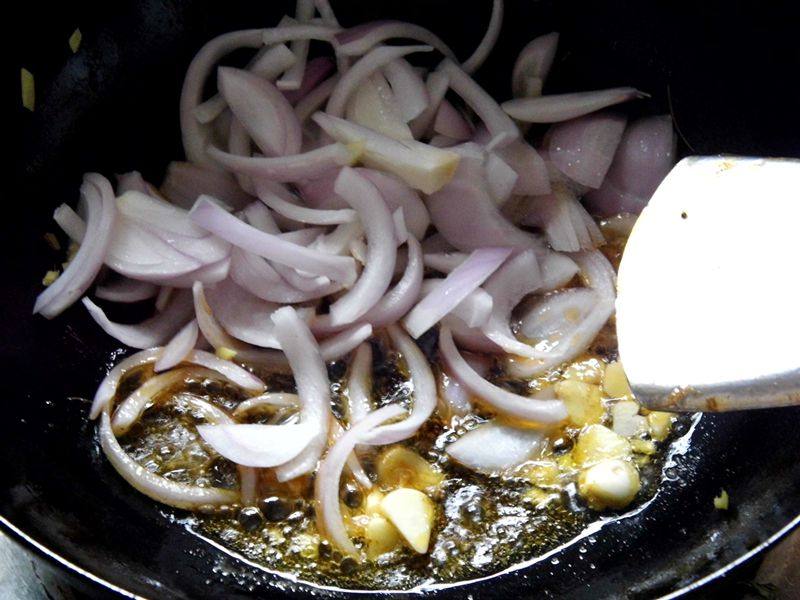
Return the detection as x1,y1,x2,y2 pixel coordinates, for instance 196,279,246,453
573,424,632,467
525,460,560,487
630,438,656,455
42,270,60,286
578,458,640,510
647,411,674,441
611,400,648,437
377,446,443,491
563,358,604,384
69,28,82,53
21,68,35,111
555,380,604,427
365,514,401,559
380,488,434,554
364,490,384,515
603,361,633,399
215,346,237,360
714,489,729,510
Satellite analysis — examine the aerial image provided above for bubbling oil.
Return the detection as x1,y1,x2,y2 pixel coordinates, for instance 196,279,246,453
112,226,688,590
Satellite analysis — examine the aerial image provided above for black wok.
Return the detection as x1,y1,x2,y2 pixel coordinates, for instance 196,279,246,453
5,1,800,597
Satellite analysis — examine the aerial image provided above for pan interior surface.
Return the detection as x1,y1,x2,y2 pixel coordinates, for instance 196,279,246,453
5,1,800,598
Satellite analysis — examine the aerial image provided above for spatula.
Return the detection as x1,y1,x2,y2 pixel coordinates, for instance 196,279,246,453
616,156,800,411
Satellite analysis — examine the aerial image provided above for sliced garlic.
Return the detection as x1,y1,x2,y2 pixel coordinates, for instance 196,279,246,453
555,380,604,427
603,361,633,399
578,458,640,510
379,488,434,554
573,424,632,467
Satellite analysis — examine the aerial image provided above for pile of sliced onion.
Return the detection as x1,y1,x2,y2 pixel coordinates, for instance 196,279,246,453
35,0,677,527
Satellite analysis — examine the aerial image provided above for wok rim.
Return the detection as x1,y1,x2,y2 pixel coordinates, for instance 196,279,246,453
2,506,798,599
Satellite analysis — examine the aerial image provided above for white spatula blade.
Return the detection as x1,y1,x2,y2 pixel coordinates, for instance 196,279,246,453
617,156,800,411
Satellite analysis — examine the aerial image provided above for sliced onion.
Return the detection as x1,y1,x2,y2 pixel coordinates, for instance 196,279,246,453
241,201,280,233
283,56,336,105
450,287,493,328
439,327,567,423
346,343,372,424
339,235,423,331
112,367,197,435
434,100,473,141
446,420,546,475
492,139,550,196
421,232,454,253
254,179,355,225
518,288,599,340
180,29,265,166
426,159,543,253
327,44,431,118
116,171,156,196
270,307,332,481
502,87,645,123
218,67,301,156
320,323,373,362
315,402,405,555
149,257,231,288
194,44,297,124
507,250,615,378
327,168,397,325
208,141,361,184
345,71,413,140
540,251,579,291
90,348,162,419
461,0,504,73
438,59,518,146
82,290,193,350
439,368,472,418
409,70,450,139
117,191,208,238
95,278,158,303
314,0,340,27
190,196,356,284
423,251,468,273
361,325,436,444
205,279,283,348
480,249,545,358
295,74,339,123
521,185,603,251
160,161,253,210
403,247,510,338
585,114,677,216
313,112,460,194
35,175,117,318
262,22,337,46
511,32,559,98
334,20,456,60
442,313,502,353
99,410,239,509
383,59,429,122
56,203,217,283
230,248,342,303
549,112,627,189
184,349,266,391
233,393,300,417
485,152,518,203
276,1,319,91
155,319,199,372
197,422,315,467
438,352,489,418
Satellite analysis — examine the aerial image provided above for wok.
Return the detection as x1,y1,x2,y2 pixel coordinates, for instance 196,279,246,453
5,0,800,597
